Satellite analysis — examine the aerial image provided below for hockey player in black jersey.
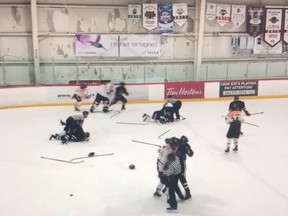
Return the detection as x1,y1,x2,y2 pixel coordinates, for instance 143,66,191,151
50,123,90,144
142,104,175,124
229,95,251,116
110,82,129,110
62,111,89,135
163,95,182,120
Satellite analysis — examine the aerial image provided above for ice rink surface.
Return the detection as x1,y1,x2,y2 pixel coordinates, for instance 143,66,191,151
0,98,288,216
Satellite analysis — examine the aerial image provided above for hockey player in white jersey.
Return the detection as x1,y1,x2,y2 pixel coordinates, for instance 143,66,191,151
89,81,114,113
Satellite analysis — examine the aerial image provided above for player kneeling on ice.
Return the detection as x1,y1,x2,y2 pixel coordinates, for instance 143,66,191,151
142,104,174,124
61,111,89,135
163,95,182,120
225,110,244,153
110,82,129,110
50,124,90,144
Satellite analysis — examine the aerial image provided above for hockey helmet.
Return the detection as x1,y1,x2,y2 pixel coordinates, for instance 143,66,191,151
83,110,89,118
85,132,90,138
167,95,172,98
180,135,189,143
119,82,125,86
80,83,87,89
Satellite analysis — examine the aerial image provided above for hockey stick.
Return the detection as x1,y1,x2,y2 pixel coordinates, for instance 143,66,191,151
70,153,115,162
250,112,264,115
157,129,171,139
110,111,121,118
131,139,161,148
243,121,260,127
40,156,84,164
117,122,147,125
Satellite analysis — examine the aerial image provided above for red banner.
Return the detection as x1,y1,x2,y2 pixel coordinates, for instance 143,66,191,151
164,82,204,99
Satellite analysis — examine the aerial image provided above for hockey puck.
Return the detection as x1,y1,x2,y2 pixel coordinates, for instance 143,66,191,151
70,194,73,197
88,152,95,157
129,164,136,169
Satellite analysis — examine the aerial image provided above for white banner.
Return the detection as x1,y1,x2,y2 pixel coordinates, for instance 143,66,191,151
128,4,142,24
283,9,288,44
264,8,283,47
206,3,216,21
75,34,118,57
142,3,158,31
216,4,231,27
119,35,160,57
173,3,188,27
231,5,246,28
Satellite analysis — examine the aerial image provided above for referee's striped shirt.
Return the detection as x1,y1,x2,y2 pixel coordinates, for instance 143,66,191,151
163,156,181,176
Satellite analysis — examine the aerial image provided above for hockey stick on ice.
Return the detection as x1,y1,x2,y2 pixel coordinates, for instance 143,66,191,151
157,129,171,139
250,112,264,115
243,121,260,127
110,111,121,118
40,156,84,164
131,140,161,148
117,122,147,125
70,153,115,162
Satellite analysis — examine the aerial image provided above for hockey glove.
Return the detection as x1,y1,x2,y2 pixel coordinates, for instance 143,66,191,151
244,110,251,116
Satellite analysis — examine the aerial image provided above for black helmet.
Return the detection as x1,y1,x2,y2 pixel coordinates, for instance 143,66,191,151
80,83,87,89
83,111,89,117
85,132,90,138
119,82,125,86
180,135,189,143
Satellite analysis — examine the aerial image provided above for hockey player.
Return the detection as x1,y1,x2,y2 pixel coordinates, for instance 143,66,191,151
142,105,174,124
229,95,251,116
90,81,114,113
224,110,245,153
50,124,90,144
61,111,89,135
163,95,182,120
173,135,194,200
72,83,90,111
153,139,184,201
110,82,129,110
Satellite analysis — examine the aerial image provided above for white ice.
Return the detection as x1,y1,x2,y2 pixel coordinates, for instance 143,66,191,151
0,98,288,216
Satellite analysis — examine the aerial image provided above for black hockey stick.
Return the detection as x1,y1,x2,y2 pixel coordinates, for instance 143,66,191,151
40,156,84,164
131,139,161,148
157,129,171,139
250,112,264,115
117,122,147,125
110,111,121,118
70,153,115,162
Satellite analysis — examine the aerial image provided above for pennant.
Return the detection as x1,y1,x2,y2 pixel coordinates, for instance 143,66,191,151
231,5,246,28
173,3,188,27
128,4,142,24
246,6,264,37
158,3,173,34
283,9,288,44
264,8,283,47
142,3,158,31
206,3,216,21
216,4,231,27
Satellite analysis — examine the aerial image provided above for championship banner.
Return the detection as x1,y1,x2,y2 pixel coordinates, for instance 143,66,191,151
264,8,283,47
219,80,258,97
142,3,158,31
158,3,174,34
173,3,188,27
231,5,246,28
165,82,204,99
119,34,160,57
75,34,118,57
284,9,288,44
128,4,142,24
246,6,264,37
216,4,231,27
206,3,216,21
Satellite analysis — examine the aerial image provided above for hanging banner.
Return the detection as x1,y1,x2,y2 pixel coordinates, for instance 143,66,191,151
75,34,118,57
231,5,246,28
216,4,231,27
173,3,188,27
284,9,288,44
246,6,264,37
264,8,283,47
128,4,142,24
206,3,216,21
119,34,160,57
142,3,158,31
158,3,173,34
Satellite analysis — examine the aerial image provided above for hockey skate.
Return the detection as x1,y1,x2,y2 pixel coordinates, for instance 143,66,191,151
74,106,80,112
233,145,238,152
166,207,177,212
142,113,149,122
225,147,230,153
153,191,162,197
121,105,126,110
184,190,192,200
